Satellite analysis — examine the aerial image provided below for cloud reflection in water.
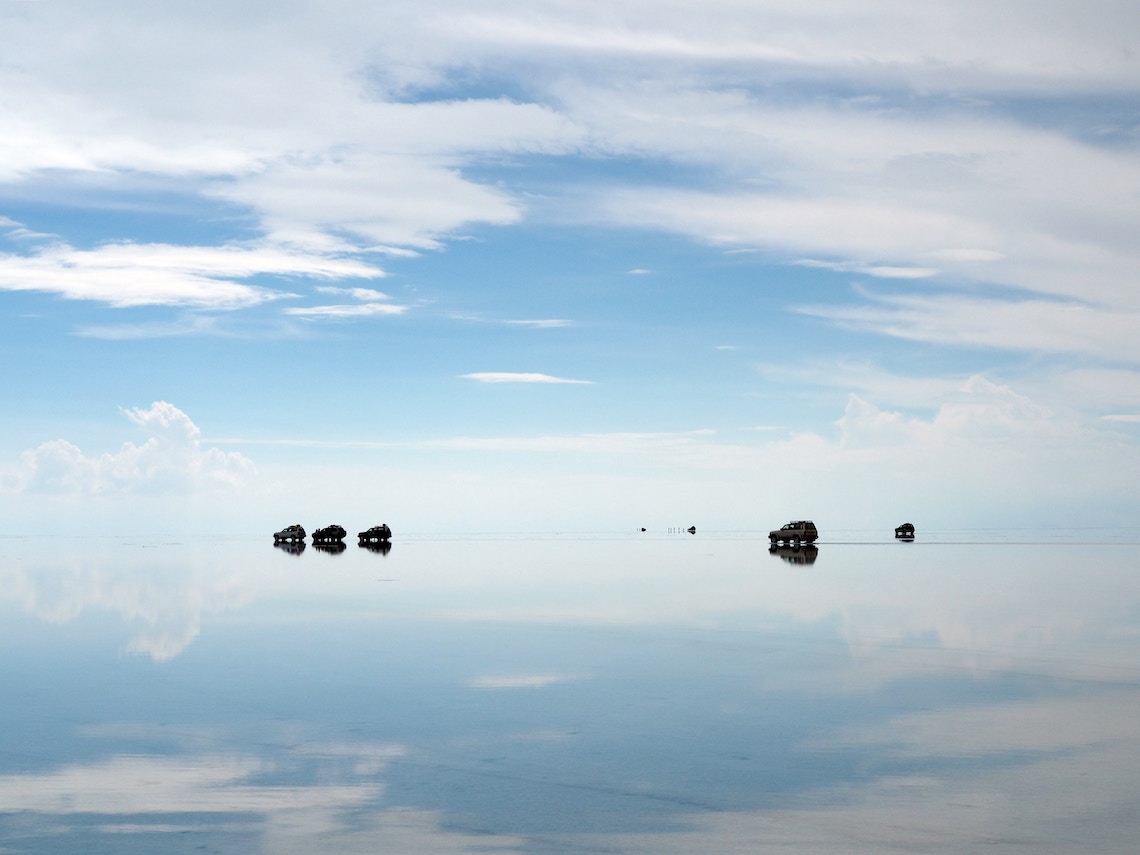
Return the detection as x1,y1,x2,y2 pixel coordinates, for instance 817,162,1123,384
1,535,1139,851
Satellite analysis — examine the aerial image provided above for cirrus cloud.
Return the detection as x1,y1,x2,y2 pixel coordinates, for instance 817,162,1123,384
460,372,595,384
0,242,384,308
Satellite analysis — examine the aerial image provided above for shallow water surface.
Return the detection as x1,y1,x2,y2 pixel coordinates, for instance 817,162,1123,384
1,531,1139,853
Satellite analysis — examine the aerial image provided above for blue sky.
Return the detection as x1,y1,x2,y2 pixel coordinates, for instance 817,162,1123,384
2,0,1140,534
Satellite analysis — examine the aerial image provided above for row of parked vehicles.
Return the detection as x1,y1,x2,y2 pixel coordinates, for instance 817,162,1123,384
276,520,913,548
768,520,916,543
273,523,392,544
767,520,915,566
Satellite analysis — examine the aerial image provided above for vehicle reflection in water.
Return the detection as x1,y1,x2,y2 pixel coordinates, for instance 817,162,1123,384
359,539,392,556
312,541,347,555
274,540,306,556
769,543,818,564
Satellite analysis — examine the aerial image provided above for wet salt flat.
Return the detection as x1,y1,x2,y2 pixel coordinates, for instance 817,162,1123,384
2,530,1139,853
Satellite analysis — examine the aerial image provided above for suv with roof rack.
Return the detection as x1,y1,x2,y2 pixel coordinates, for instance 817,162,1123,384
768,520,818,544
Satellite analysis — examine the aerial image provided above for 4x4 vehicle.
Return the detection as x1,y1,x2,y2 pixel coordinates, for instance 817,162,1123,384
312,524,347,543
273,523,306,542
358,524,392,542
768,520,818,544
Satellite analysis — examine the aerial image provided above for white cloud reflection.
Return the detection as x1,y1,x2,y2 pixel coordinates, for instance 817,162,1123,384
2,533,1139,851
0,755,379,815
0,549,256,661
469,672,581,689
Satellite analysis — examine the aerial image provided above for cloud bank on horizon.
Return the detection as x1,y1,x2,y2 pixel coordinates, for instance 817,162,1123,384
2,0,1140,528
3,403,254,496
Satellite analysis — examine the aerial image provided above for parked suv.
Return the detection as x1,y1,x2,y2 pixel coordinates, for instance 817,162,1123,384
273,523,306,543
312,524,347,543
768,520,818,544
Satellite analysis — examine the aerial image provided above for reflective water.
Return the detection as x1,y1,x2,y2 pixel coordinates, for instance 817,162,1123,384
2,531,1139,853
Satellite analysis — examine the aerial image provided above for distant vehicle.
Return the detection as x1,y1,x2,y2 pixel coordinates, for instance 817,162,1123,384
895,523,916,540
312,524,347,543
273,523,306,543
358,524,392,542
768,520,819,544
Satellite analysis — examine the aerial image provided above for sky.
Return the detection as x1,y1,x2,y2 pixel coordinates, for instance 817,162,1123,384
2,0,1140,534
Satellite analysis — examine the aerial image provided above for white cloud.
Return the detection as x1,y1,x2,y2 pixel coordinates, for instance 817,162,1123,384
461,372,595,384
213,150,531,252
0,242,383,308
0,0,1137,421
4,402,255,495
286,283,409,317
284,302,407,318
75,315,224,340
315,286,391,300
504,318,575,328
799,293,1140,364
796,259,941,279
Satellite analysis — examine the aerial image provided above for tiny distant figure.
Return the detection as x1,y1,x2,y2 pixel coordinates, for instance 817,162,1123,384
640,527,647,532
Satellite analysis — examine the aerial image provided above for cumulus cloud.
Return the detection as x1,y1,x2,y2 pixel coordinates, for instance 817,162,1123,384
5,402,255,495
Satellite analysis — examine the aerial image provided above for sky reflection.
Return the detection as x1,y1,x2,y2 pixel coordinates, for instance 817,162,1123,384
1,534,1139,852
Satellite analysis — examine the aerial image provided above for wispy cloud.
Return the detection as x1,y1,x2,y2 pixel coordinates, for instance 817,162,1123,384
504,319,575,328
316,286,390,299
286,283,408,318
75,315,224,340
461,372,595,385
283,302,407,318
0,243,381,308
799,293,1140,363
796,259,941,279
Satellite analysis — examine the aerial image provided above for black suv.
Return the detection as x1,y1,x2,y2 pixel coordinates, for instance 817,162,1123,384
312,524,347,543
358,524,392,542
768,520,819,544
